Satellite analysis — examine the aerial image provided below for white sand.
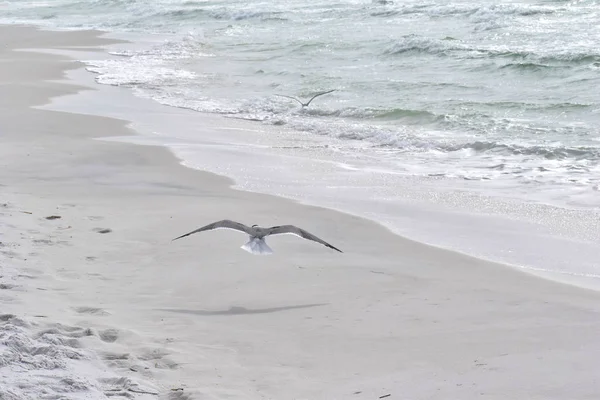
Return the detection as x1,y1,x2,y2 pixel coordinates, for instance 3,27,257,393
1,25,600,400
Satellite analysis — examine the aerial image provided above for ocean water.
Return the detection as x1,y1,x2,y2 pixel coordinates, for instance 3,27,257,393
4,0,600,283
4,0,600,206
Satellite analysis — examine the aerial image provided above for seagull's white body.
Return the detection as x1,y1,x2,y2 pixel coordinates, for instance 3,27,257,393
173,220,342,255
242,237,273,255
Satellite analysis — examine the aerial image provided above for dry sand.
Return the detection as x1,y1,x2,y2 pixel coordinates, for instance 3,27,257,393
1,25,600,400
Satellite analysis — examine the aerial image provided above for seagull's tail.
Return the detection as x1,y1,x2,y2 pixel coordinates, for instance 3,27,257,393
241,238,273,255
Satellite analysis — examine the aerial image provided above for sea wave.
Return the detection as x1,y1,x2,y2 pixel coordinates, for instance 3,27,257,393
384,34,600,65
207,8,286,21
268,114,600,163
383,35,464,56
109,33,211,60
370,2,559,19
287,106,442,124
443,141,600,160
499,62,559,72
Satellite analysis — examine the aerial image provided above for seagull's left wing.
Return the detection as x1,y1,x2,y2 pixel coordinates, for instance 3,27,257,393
266,225,343,253
274,94,303,106
172,220,252,241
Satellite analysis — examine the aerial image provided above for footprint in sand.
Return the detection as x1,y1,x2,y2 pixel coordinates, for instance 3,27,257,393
102,352,130,361
0,241,19,249
100,377,158,397
38,333,82,349
1,315,158,399
73,306,111,316
86,272,112,282
1,249,20,258
33,239,53,245
0,314,17,321
168,391,193,400
92,228,112,234
138,348,170,362
138,348,179,370
1,315,29,327
152,357,180,370
38,324,94,338
0,283,19,290
32,237,71,247
101,352,131,370
87,216,104,221
99,328,119,343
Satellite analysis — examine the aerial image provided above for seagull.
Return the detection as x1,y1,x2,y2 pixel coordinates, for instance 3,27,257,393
275,89,335,108
172,219,342,255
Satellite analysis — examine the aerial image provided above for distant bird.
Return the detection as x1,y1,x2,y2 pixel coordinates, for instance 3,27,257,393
172,219,343,255
275,89,335,108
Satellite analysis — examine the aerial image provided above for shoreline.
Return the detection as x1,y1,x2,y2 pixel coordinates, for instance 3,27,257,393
7,14,597,290
2,25,600,399
42,52,600,291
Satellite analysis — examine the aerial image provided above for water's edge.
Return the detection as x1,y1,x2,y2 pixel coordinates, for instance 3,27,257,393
29,27,600,292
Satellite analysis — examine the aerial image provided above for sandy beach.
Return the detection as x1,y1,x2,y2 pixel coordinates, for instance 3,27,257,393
1,25,600,400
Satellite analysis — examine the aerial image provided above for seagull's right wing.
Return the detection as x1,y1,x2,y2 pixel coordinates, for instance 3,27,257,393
172,220,252,241
266,225,343,253
304,89,336,107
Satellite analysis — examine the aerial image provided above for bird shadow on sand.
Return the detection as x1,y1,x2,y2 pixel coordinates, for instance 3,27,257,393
159,303,328,316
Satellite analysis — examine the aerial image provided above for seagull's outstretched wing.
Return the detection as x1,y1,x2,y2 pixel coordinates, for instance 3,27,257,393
304,89,336,107
274,94,303,106
266,225,343,252
172,220,253,241
275,89,335,107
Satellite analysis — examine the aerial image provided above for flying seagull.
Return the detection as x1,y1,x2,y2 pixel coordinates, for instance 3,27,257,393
275,89,335,108
172,219,343,255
